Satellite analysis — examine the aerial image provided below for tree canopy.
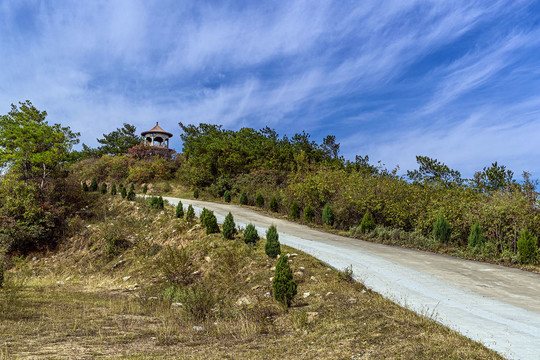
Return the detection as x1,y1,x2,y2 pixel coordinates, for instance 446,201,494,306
407,156,462,185
81,123,141,157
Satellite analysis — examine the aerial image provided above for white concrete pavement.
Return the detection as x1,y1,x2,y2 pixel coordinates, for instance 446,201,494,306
164,196,540,359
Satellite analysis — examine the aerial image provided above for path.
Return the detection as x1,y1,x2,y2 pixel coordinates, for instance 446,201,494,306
164,197,540,359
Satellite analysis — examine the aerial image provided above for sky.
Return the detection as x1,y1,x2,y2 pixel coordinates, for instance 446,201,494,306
2,1,540,178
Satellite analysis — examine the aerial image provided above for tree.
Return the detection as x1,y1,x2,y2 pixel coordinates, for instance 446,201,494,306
176,201,184,218
265,225,281,258
269,196,279,212
290,201,300,220
94,123,141,156
82,182,89,192
322,135,340,159
142,184,148,194
111,183,117,195
407,156,462,185
359,211,375,233
322,203,334,226
239,190,248,205
121,185,127,198
433,214,451,243
256,193,265,208
193,189,199,199
517,230,538,264
304,205,314,223
472,162,514,192
127,187,136,201
243,224,259,244
222,212,236,239
0,101,80,190
205,214,220,235
100,183,107,194
468,223,485,250
90,177,98,192
224,190,231,203
186,205,195,222
273,255,297,307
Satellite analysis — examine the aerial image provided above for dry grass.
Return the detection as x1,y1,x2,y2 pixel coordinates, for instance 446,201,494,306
0,197,503,359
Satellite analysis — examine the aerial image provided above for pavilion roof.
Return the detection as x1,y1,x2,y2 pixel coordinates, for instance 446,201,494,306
141,122,173,137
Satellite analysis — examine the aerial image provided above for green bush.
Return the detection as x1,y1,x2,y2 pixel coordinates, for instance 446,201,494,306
517,230,538,264
289,201,300,220
200,208,211,227
157,196,164,210
433,213,451,243
205,214,220,235
269,196,279,212
186,205,195,222
100,183,107,194
243,224,259,244
193,189,199,199
142,184,148,194
222,212,236,239
82,182,89,192
265,225,281,258
224,190,231,203
359,211,375,233
256,193,265,208
127,187,136,201
273,255,297,307
175,284,216,320
239,190,248,205
468,223,485,250
322,203,334,226
121,185,127,199
176,201,184,218
90,177,98,192
304,205,314,223
157,246,193,286
129,183,135,192
150,196,158,208
110,183,117,196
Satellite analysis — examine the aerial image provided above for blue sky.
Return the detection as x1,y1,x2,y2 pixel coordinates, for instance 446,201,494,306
2,1,540,178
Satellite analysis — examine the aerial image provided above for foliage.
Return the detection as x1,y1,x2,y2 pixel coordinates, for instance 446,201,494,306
359,211,375,233
205,213,220,235
82,182,89,192
200,208,211,227
126,187,135,201
272,255,297,307
517,230,538,264
193,189,199,199
433,214,451,244
175,201,184,218
150,196,164,210
243,224,259,244
110,184,117,196
322,203,334,226
256,192,265,208
142,184,148,194
90,177,98,192
186,205,195,222
100,183,107,194
103,225,129,259
157,246,193,285
304,205,314,223
222,212,236,239
82,123,141,157
224,190,231,203
121,186,127,199
468,223,485,250
289,201,300,220
269,196,279,212
174,284,216,320
265,225,281,258
472,162,514,192
407,156,462,185
239,190,248,205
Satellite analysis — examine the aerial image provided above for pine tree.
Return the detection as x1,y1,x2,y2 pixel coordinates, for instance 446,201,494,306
269,196,279,212
157,196,164,210
304,205,314,223
200,208,211,227
90,177,98,192
129,183,135,192
273,255,297,307
127,187,136,201
205,214,220,235
150,196,158,208
100,183,107,194
176,201,184,218
433,213,451,243
142,184,148,194
256,193,264,208
82,182,89,192
121,185,127,199
243,224,259,244
265,225,281,258
322,203,334,226
111,183,117,195
517,229,538,264
222,212,236,239
359,211,375,233
290,201,300,220
186,205,195,222
193,189,199,199
0,259,4,288
224,190,231,203
468,223,485,250
239,190,248,205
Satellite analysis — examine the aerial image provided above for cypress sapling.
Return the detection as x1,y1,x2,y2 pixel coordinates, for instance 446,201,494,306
359,211,375,233
433,213,451,243
205,214,220,235
269,196,279,212
186,205,195,222
127,187,136,201
256,193,264,208
90,177,98,192
224,190,231,203
517,229,538,264
265,225,281,258
243,224,259,244
290,201,300,220
273,255,297,307
100,183,107,194
111,183,117,195
121,185,127,199
239,190,248,205
322,203,334,226
176,201,184,218
304,205,314,223
468,223,485,250
222,212,236,239
193,189,199,199
82,182,89,192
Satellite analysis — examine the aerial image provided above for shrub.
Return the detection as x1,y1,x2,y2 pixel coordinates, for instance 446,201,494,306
110,183,117,195
243,224,259,244
186,205,195,222
289,201,300,220
239,190,248,205
157,246,193,285
468,223,485,250
205,214,220,235
273,255,297,307
433,213,451,243
269,196,279,212
90,177,98,192
100,183,107,194
224,190,231,203
517,230,538,264
129,183,135,192
150,196,158,208
176,284,216,320
121,185,127,199
200,208,211,227
193,189,199,199
322,203,334,226
157,196,164,210
103,227,129,259
127,187,136,201
176,201,184,218
222,212,236,239
82,182,89,192
265,225,281,258
304,205,314,223
359,211,375,233
142,184,148,194
256,193,265,208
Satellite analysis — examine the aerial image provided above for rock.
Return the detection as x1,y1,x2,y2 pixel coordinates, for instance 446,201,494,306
56,281,64,285
122,276,131,281
307,312,319,323
171,302,183,307
326,268,331,271
32,257,37,261
264,292,271,298
348,297,357,304
302,292,311,298
148,296,158,300
251,285,262,290
269,277,274,282
270,266,276,271
193,326,204,332
65,276,73,281
192,270,201,276
291,253,298,257
310,276,317,281
236,297,252,306
113,260,126,268
293,271,303,277
299,266,305,271
90,275,95,279
205,256,211,263
361,289,366,294
325,291,334,297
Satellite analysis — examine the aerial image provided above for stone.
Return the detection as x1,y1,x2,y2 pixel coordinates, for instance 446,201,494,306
269,277,274,282
293,271,303,277
122,276,131,281
171,302,183,307
264,292,271,298
251,285,262,290
310,276,317,281
236,297,252,306
291,253,298,257
270,266,276,271
361,289,367,294
303,292,311,298
148,296,158,300
205,256,211,262
299,267,305,271
193,326,204,332
56,281,64,285
348,297,357,304
113,260,127,268
90,275,95,279
325,291,334,297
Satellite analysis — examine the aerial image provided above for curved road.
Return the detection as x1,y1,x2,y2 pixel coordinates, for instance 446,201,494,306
165,196,540,359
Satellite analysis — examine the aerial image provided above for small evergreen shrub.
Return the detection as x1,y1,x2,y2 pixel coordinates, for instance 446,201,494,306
290,201,300,220
127,187,136,201
200,208,211,227
186,205,195,222
111,183,117,195
205,214,220,235
265,225,281,258
82,182,89,192
273,255,297,307
193,189,199,199
517,229,538,264
129,183,135,192
157,196,164,210
243,224,259,244
359,211,375,233
121,186,127,199
150,196,158,208
256,193,265,208
304,205,314,223
433,213,451,243
322,203,334,226
224,190,231,203
468,223,485,250
90,177,98,192
176,201,184,218
239,190,248,205
100,183,107,194
269,196,279,212
142,184,148,194
222,212,236,239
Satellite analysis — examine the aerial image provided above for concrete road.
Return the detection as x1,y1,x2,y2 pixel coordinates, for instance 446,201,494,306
164,196,540,359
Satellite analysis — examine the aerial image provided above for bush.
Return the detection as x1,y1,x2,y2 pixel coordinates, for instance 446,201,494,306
82,182,89,192
468,223,485,250
289,201,300,220
224,190,231,203
186,205,195,222
243,224,259,244
150,196,158,208
176,201,184,218
110,183,117,196
269,196,279,212
129,183,135,192
90,177,98,192
142,184,148,194
121,185,127,199
322,203,334,226
103,226,129,259
359,211,375,233
304,205,314,223
239,190,248,205
433,213,451,243
265,225,281,258
157,196,164,210
193,189,199,199
256,193,265,208
222,212,236,239
127,187,136,201
205,214,220,235
517,230,538,264
100,183,107,194
273,255,297,307
200,208,211,227
175,284,216,320
157,246,193,285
